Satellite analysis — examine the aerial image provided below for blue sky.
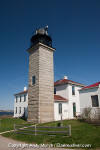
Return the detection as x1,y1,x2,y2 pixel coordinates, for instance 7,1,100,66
0,0,100,110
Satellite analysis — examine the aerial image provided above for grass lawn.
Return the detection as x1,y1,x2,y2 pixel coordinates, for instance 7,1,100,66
2,119,100,149
0,118,26,132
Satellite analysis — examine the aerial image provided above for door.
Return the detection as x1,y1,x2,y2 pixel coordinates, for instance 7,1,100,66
73,103,76,117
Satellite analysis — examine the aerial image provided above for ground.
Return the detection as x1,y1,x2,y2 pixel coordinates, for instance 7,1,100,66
1,135,79,150
0,118,100,149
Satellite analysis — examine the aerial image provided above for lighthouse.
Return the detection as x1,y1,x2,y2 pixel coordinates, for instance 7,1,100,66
27,26,55,123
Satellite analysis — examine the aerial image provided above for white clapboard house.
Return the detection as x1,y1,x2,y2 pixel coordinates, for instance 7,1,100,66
14,76,85,120
79,82,100,119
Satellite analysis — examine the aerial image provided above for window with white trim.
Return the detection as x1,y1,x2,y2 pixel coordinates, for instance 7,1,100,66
91,95,99,107
15,107,17,114
24,95,26,102
72,86,75,95
20,96,21,102
24,107,25,114
19,107,21,114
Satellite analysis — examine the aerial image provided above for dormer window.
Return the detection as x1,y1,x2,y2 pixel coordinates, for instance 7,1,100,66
72,86,75,95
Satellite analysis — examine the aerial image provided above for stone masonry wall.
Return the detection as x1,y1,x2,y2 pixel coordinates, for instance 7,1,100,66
39,45,54,123
28,46,39,123
28,43,54,123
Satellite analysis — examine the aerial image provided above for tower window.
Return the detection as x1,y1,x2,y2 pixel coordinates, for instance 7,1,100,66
59,103,62,114
32,76,36,85
91,95,99,107
54,88,56,94
72,86,75,95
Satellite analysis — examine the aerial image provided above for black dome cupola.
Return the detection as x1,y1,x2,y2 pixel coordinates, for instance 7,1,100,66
30,26,52,48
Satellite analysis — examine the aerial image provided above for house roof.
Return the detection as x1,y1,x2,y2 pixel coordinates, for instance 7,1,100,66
14,90,67,102
54,94,68,102
14,90,28,96
54,79,85,87
80,82,100,90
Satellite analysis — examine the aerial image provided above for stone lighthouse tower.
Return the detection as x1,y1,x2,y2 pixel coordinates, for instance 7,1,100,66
27,26,55,123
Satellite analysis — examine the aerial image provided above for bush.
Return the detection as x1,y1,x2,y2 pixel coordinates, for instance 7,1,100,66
57,122,63,127
80,107,92,120
19,113,27,121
